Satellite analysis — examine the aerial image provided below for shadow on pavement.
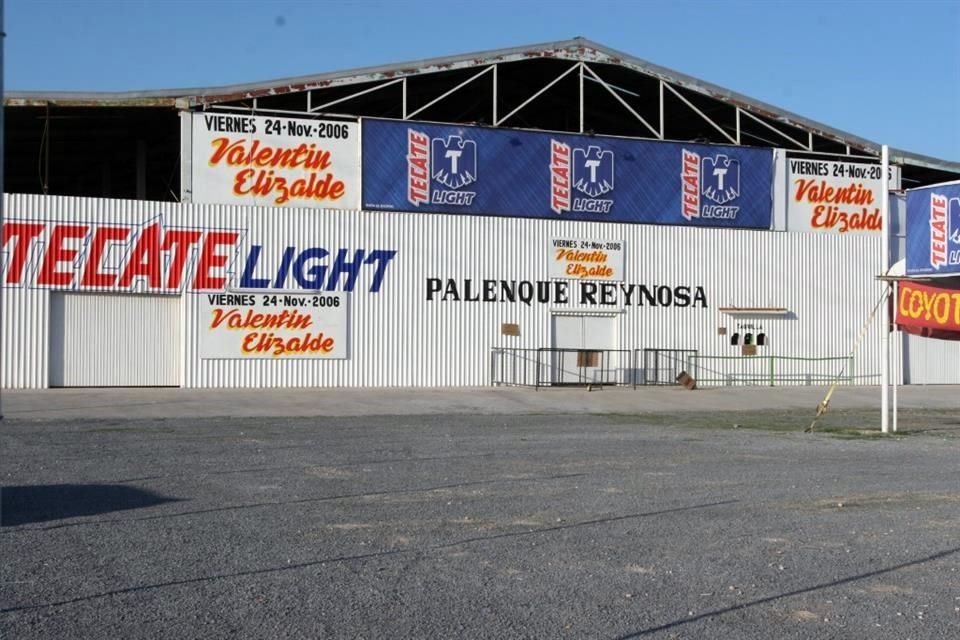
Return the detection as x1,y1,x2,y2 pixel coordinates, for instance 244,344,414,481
1,484,182,526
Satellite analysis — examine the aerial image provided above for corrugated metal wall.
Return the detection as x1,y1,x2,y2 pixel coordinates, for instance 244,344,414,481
904,333,960,384
1,193,934,389
2,287,48,388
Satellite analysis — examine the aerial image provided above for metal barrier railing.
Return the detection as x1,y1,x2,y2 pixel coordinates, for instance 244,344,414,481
633,349,699,388
492,348,860,389
687,355,854,387
491,347,632,389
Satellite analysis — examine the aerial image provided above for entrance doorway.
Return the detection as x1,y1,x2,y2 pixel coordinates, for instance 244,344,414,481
550,314,622,385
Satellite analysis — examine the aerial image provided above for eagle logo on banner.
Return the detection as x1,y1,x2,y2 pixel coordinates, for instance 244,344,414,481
431,136,477,190
701,155,740,205
572,146,615,198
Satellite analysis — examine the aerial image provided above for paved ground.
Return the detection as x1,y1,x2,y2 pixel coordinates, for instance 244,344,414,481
3,384,959,420
2,387,959,639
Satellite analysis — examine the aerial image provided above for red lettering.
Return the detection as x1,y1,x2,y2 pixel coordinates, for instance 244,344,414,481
209,137,238,165
681,151,700,220
209,137,333,171
193,231,239,290
327,177,345,200
37,224,89,287
2,222,46,284
233,169,256,196
407,131,430,206
80,225,131,287
161,229,203,289
794,179,875,206
409,132,429,149
118,223,162,290
409,156,428,179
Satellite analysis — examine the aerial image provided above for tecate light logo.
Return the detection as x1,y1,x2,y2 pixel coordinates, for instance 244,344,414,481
681,150,741,220
407,129,477,207
550,140,615,215
929,193,960,269
1,218,397,293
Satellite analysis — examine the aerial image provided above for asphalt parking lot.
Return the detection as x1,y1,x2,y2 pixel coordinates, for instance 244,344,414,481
2,387,959,639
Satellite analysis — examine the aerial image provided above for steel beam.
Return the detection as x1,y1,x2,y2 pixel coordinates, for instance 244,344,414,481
663,83,736,144
309,78,403,113
495,62,580,126
739,108,811,150
583,64,660,139
405,66,493,120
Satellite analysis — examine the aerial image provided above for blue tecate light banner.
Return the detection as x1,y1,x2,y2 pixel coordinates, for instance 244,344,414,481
905,181,960,276
361,119,773,229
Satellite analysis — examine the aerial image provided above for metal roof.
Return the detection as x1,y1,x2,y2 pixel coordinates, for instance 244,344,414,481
6,37,958,172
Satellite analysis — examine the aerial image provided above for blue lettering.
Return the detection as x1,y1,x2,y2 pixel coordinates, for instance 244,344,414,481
325,249,367,292
239,245,271,288
273,246,296,288
236,246,398,293
292,248,330,289
364,250,398,293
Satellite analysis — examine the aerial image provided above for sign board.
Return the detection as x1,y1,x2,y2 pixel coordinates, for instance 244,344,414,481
896,281,960,333
786,157,900,232
190,113,360,209
362,119,773,229
199,291,348,359
549,238,625,281
501,323,520,336
905,181,960,276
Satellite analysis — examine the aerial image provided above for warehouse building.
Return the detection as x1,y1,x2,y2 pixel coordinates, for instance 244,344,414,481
3,38,959,388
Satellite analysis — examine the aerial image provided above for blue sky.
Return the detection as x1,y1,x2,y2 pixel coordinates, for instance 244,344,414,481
5,0,959,161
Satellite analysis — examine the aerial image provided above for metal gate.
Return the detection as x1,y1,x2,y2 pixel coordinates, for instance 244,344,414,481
634,349,697,387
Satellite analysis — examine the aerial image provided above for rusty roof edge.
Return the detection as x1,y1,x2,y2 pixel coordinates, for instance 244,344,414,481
182,38,596,105
584,40,960,169
3,38,592,107
4,93,179,107
582,41,884,149
889,149,960,173
5,37,957,170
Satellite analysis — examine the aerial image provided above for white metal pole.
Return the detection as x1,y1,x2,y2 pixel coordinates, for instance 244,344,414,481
492,64,498,126
892,279,899,432
578,63,584,134
880,145,890,434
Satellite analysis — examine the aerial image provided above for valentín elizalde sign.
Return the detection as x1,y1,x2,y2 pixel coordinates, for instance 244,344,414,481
190,113,360,209
548,238,625,281
198,292,348,359
786,157,900,233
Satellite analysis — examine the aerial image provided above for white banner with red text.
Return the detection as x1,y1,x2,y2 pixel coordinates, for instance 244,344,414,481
190,113,359,209
199,291,348,359
786,157,900,233
548,237,625,281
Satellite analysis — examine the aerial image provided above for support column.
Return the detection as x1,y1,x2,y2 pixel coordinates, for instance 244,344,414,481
881,144,890,434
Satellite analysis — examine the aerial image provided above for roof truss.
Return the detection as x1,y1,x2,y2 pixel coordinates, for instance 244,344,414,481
192,39,878,159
